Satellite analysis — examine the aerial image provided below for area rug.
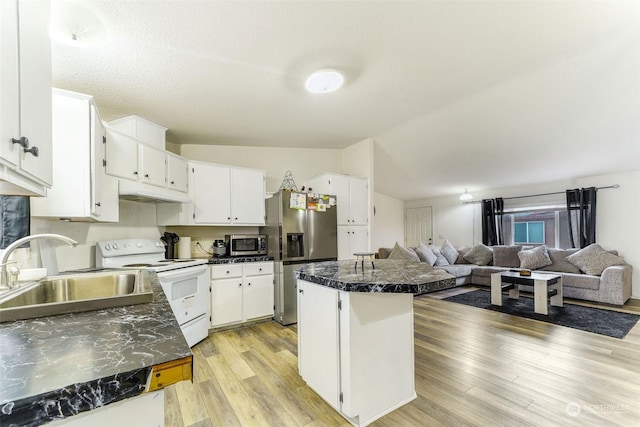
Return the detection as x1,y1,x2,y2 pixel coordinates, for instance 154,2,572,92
443,289,640,339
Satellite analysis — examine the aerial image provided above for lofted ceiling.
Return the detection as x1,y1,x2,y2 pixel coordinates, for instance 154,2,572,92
51,0,640,201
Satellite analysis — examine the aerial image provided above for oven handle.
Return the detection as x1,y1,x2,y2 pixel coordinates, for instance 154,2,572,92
156,264,208,281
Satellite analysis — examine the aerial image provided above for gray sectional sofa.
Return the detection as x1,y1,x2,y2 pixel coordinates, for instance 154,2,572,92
378,242,632,306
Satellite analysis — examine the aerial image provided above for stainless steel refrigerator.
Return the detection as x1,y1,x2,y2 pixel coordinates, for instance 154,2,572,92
260,191,338,325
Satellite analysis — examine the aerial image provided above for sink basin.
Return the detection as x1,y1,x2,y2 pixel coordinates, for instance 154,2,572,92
0,270,154,322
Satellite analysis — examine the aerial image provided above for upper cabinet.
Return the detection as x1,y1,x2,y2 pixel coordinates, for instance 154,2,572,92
308,173,369,226
0,0,52,196
157,161,265,226
106,115,167,149
166,152,188,193
31,89,119,222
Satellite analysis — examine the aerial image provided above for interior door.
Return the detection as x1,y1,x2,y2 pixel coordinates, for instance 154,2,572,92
405,206,433,248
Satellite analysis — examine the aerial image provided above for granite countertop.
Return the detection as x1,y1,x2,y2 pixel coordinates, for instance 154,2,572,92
208,255,274,264
295,259,456,294
0,272,191,427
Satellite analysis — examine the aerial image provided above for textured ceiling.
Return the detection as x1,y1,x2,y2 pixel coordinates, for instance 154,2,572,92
51,0,640,200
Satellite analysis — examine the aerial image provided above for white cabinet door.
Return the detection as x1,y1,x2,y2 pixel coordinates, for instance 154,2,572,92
166,153,188,192
91,105,119,221
244,274,274,320
337,226,352,261
330,175,351,225
211,278,243,327
349,226,369,254
298,280,341,410
16,0,52,186
138,143,166,187
0,0,20,170
105,128,138,180
192,162,231,224
230,167,265,225
349,177,369,225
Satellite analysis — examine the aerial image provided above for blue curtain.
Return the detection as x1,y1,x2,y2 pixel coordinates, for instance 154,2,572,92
0,196,30,249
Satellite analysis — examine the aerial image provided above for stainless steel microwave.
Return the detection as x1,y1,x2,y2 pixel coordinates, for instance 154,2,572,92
225,234,267,257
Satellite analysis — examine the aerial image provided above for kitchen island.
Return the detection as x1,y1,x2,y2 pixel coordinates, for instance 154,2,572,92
0,272,192,427
295,260,455,427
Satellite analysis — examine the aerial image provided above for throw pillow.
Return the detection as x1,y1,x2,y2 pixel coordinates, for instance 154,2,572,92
431,247,450,266
455,247,472,264
492,245,522,268
387,242,420,262
539,248,581,274
377,247,393,259
463,244,493,266
518,245,553,270
440,240,460,265
566,244,625,276
415,243,437,266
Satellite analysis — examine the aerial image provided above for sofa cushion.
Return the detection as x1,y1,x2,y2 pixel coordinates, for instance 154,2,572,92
388,243,420,262
566,244,625,276
436,264,474,278
471,266,511,278
539,248,581,274
463,244,493,266
440,240,459,265
492,245,522,268
378,247,392,259
431,247,450,266
518,245,552,270
415,243,437,266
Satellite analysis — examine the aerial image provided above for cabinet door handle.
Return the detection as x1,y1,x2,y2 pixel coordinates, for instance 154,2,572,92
133,171,138,175
299,289,304,294
23,146,39,157
226,270,230,274
227,217,231,220
95,202,101,207
238,283,242,287
248,282,251,286
144,173,149,178
11,137,29,148
234,217,238,220
170,181,175,184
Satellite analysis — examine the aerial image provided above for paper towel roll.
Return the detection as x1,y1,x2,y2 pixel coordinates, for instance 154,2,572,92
178,237,192,259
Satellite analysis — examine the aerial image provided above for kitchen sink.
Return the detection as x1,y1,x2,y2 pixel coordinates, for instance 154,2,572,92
0,270,154,322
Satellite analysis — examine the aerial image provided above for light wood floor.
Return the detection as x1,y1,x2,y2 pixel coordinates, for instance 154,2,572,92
165,289,640,426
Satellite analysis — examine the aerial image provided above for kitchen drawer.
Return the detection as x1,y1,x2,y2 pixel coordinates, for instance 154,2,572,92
211,264,243,279
245,262,273,276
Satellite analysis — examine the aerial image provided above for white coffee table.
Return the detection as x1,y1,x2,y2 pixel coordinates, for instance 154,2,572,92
491,271,563,315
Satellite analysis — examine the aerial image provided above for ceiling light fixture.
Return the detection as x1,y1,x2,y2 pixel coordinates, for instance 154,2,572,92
305,69,344,94
460,188,473,202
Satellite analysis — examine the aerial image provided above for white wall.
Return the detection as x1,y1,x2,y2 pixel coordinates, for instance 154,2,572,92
179,144,341,194
21,201,162,272
409,170,640,298
372,192,404,251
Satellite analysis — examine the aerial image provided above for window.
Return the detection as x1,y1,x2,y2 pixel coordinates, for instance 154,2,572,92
514,221,544,244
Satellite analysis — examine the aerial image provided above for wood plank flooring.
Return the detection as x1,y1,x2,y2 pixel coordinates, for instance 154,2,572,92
166,289,640,426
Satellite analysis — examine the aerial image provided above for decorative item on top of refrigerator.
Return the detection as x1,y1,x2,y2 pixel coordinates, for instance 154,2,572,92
260,191,338,325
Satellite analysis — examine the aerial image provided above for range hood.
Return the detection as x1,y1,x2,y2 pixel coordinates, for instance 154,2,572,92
118,180,191,203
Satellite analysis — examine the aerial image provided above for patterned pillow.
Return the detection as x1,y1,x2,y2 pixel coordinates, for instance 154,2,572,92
415,243,437,266
455,247,472,264
440,240,460,265
539,248,581,273
518,245,553,270
431,247,450,266
492,245,522,268
387,242,420,262
463,244,493,266
566,244,625,276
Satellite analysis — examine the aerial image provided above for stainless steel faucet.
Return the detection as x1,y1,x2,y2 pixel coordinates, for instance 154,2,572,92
0,234,79,289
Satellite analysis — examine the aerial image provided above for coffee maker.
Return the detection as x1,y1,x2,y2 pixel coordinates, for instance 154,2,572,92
213,239,226,257
160,232,180,259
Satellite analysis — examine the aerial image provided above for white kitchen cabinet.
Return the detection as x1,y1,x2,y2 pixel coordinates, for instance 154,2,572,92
297,280,416,427
106,115,167,149
31,89,119,222
166,152,188,193
337,225,369,260
105,128,139,180
0,0,52,196
138,143,166,188
210,262,274,328
308,173,369,225
157,161,265,226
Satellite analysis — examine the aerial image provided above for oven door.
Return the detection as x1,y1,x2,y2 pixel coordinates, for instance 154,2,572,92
156,264,210,327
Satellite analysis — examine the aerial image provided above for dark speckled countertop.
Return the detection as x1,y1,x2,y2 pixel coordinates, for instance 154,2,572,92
207,255,274,264
295,259,456,294
0,272,191,427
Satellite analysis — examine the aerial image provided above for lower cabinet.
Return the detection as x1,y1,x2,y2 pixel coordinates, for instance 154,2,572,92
210,262,274,328
337,225,369,260
297,280,416,426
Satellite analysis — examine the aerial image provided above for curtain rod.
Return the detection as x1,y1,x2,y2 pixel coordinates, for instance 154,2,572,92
463,184,619,204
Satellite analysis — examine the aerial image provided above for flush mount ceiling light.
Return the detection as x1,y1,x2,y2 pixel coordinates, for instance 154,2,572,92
460,188,473,202
305,69,344,94
50,1,107,47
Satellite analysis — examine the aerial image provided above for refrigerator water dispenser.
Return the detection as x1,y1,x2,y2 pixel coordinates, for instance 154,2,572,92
287,233,305,258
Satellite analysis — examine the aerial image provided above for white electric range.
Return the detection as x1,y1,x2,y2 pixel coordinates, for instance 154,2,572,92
96,238,210,347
